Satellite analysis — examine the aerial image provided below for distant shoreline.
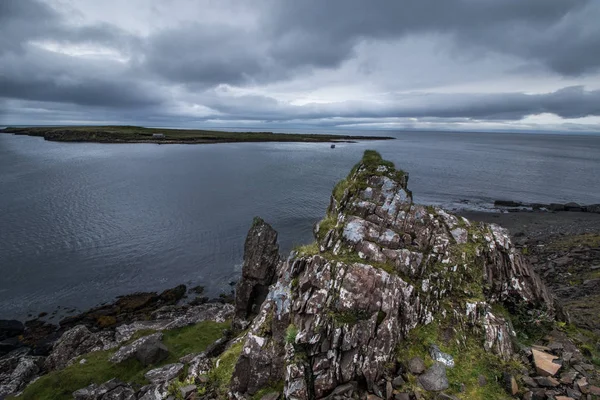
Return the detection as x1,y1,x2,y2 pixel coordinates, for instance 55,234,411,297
0,125,394,145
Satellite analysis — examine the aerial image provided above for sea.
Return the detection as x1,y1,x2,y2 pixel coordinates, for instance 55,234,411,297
1,128,599,320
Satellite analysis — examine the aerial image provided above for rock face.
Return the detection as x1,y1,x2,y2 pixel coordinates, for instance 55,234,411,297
229,151,555,399
44,325,106,371
234,217,280,327
109,333,168,366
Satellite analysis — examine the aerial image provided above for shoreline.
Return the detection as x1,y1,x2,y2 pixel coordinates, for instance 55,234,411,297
0,126,394,145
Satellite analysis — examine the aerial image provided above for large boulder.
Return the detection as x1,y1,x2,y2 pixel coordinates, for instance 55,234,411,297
44,325,106,371
109,333,168,366
234,217,280,327
0,348,44,397
227,151,554,400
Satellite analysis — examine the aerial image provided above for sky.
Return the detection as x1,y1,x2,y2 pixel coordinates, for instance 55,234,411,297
1,0,600,132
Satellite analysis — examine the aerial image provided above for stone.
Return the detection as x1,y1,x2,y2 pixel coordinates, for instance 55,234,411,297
555,397,575,400
560,371,578,385
72,378,136,400
437,394,459,400
566,387,582,399
503,373,518,395
136,341,169,366
109,333,167,366
392,375,405,388
418,363,449,392
386,380,393,400
180,384,197,398
233,217,280,326
367,395,383,400
408,357,426,374
0,320,24,341
394,394,410,400
329,382,356,397
589,386,600,395
429,345,454,368
44,325,105,371
522,375,538,388
144,363,184,384
532,348,561,377
477,375,487,387
0,352,44,397
534,376,560,387
576,377,589,394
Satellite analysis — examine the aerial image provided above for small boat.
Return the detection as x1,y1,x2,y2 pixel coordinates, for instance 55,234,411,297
331,144,336,149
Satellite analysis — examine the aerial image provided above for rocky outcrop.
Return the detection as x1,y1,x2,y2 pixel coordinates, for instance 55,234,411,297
44,325,108,371
228,151,555,400
109,333,168,366
0,348,44,397
233,217,280,328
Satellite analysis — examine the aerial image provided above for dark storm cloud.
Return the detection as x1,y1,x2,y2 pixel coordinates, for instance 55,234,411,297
266,0,598,76
200,86,600,122
0,0,599,128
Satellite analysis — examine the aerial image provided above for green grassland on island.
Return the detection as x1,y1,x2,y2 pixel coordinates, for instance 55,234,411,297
0,125,394,144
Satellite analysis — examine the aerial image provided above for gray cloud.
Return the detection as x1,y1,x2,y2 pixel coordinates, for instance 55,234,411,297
0,0,599,130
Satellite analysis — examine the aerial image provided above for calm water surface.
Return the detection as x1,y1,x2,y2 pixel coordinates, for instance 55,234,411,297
1,130,599,320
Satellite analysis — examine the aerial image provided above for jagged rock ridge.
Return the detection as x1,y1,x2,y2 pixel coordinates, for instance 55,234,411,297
230,150,555,399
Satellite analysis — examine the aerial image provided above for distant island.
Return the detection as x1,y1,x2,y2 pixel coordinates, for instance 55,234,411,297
0,126,394,144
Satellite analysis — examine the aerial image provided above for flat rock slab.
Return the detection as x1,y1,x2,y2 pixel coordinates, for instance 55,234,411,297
109,333,166,365
532,348,561,377
144,363,184,384
418,362,449,392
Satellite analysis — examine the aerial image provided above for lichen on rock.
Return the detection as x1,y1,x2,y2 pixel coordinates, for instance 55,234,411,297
228,150,556,400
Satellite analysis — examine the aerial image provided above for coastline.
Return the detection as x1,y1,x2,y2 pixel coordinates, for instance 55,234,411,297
0,126,394,145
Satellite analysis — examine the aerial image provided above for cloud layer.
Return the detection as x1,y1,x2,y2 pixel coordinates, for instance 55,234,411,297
1,0,599,131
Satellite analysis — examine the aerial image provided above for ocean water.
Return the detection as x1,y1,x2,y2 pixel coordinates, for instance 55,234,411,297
1,130,599,320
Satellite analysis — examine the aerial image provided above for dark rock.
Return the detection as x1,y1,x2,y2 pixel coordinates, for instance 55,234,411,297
260,392,280,400
392,375,405,388
503,373,518,395
329,382,357,397
530,388,547,400
0,320,24,341
44,325,105,371
560,371,578,385
72,378,136,400
408,357,426,374
418,363,449,392
437,394,459,400
495,200,523,208
564,202,583,211
566,387,583,399
0,337,22,357
477,375,487,387
136,340,169,366
144,363,184,384
534,376,560,387
110,333,167,366
522,375,538,388
159,284,187,303
0,350,44,398
233,217,280,326
394,394,410,400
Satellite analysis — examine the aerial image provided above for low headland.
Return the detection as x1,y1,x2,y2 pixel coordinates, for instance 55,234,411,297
0,126,394,145
1,151,599,400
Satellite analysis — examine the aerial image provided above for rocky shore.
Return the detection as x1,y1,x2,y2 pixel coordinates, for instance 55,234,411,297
1,151,598,400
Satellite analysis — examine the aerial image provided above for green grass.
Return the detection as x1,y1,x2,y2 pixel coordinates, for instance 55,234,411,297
14,321,228,400
1,126,393,144
293,242,320,256
396,321,512,400
208,340,244,395
250,381,284,400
